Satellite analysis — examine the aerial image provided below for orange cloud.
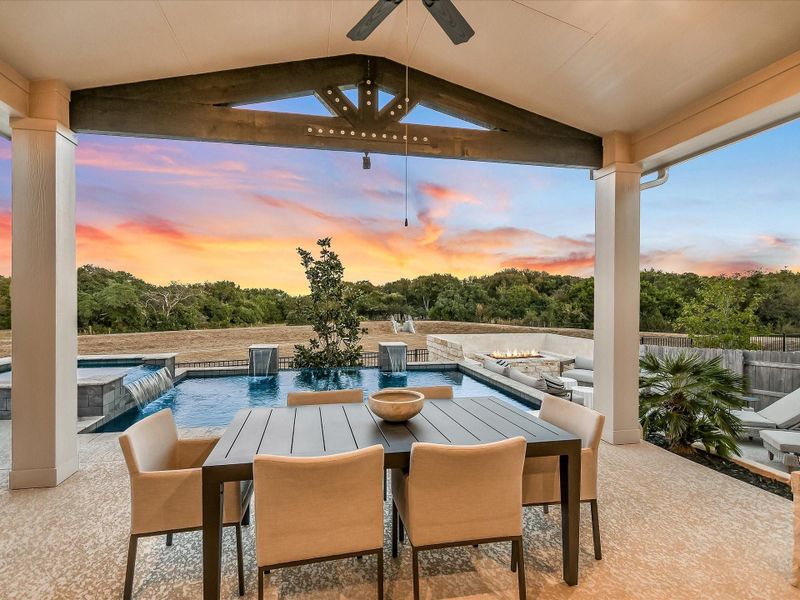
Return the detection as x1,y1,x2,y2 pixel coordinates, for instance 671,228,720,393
502,253,595,274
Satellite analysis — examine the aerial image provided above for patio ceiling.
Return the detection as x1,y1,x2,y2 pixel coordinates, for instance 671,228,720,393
1,0,800,139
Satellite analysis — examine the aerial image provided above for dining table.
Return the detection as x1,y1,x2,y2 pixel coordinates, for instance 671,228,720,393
201,396,582,599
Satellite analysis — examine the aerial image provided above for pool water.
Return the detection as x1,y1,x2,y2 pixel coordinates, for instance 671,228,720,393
95,368,534,431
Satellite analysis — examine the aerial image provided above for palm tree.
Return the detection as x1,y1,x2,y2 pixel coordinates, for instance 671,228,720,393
639,351,746,458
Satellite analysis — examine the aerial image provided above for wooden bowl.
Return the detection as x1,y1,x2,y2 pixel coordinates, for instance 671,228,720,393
368,389,424,422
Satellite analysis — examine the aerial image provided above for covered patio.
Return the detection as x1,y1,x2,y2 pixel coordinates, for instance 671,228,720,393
0,421,794,599
1,1,800,598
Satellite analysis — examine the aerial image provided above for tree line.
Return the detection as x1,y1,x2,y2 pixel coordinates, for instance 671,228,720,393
0,264,798,335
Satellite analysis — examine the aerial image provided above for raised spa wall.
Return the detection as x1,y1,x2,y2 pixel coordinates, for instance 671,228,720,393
0,354,176,423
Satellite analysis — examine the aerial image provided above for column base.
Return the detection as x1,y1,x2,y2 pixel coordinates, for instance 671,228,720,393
601,426,642,445
9,455,79,489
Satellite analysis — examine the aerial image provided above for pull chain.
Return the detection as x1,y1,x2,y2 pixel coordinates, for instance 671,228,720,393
404,0,410,227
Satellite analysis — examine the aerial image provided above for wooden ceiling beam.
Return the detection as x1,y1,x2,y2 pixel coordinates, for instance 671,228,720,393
70,54,602,167
70,95,602,168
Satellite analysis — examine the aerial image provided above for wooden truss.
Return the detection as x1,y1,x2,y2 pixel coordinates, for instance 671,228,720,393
70,54,601,168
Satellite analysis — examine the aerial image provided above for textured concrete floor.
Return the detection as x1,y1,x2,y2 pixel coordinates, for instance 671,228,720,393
0,421,797,600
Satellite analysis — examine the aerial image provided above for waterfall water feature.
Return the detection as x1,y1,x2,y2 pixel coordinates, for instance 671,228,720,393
125,367,174,410
249,345,277,377
379,342,407,373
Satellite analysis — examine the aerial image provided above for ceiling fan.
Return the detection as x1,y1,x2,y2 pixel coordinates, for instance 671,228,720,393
347,0,475,45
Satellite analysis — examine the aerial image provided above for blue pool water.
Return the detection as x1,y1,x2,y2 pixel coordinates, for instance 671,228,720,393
94,368,534,432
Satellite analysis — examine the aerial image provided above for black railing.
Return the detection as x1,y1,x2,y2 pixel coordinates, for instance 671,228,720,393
179,348,430,371
175,359,249,369
640,334,800,351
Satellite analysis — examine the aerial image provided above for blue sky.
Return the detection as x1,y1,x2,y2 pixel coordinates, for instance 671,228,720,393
0,97,797,293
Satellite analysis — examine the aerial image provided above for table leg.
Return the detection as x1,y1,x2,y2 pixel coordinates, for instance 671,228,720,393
559,448,580,585
202,470,224,600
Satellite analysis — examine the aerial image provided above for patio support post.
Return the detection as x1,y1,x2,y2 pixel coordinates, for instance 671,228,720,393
9,80,78,489
592,133,642,445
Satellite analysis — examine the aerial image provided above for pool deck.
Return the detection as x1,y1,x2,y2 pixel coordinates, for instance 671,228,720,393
0,418,797,599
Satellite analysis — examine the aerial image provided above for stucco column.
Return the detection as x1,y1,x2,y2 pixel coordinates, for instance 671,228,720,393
593,157,642,445
9,81,78,489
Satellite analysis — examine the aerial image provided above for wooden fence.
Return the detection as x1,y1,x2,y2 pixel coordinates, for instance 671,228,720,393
641,345,800,410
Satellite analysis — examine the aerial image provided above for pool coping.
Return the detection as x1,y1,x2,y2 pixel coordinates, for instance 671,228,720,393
81,360,544,433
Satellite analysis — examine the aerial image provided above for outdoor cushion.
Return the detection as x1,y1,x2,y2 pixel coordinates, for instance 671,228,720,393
483,359,509,376
561,368,594,385
757,387,800,429
507,368,538,388
574,356,593,371
731,409,778,429
760,430,800,454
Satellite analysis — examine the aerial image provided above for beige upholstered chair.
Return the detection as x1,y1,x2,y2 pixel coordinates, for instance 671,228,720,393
391,437,528,600
253,445,385,600
118,409,252,599
286,388,364,406
404,385,453,399
522,394,605,559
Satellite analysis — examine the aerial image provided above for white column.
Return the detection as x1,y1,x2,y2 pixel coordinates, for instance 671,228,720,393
10,81,78,489
593,150,642,445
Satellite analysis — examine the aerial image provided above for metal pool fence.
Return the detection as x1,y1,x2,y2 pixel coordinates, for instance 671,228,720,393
176,348,429,370
640,334,800,352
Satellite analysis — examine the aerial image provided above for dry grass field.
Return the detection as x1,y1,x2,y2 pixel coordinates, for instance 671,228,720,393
0,321,592,363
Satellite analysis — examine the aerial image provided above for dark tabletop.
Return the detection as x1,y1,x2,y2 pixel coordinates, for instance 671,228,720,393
203,396,581,472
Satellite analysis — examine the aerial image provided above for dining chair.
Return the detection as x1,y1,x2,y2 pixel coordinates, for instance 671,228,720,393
118,409,252,599
522,394,605,559
391,437,528,600
403,385,454,399
253,445,385,600
286,388,364,406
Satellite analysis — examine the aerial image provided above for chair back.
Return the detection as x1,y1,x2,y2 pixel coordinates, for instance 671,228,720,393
404,385,453,399
118,409,178,474
540,394,604,452
406,437,526,546
759,387,800,429
253,445,384,567
286,388,364,406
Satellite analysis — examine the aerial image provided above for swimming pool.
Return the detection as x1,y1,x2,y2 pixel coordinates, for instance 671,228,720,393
94,367,534,431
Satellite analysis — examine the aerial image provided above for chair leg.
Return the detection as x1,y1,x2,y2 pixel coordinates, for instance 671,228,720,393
166,532,173,547
391,502,398,558
242,505,251,527
258,568,264,600
590,499,602,560
514,539,527,600
412,548,420,600
123,535,138,600
543,504,549,515
384,470,387,501
235,524,245,596
398,516,405,543
510,539,517,572
377,550,385,600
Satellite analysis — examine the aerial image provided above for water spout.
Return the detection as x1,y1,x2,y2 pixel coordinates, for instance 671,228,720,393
249,344,278,376
125,367,173,410
379,342,407,373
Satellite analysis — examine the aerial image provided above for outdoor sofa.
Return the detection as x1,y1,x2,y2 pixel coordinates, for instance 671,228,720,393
561,356,594,386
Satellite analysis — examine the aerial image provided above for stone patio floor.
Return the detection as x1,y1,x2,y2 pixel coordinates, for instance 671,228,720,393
0,420,797,600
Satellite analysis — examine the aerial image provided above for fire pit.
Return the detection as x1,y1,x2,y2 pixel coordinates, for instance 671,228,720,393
478,350,563,378
489,349,543,359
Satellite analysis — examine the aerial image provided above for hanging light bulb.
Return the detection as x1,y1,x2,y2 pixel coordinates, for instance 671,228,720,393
362,151,371,170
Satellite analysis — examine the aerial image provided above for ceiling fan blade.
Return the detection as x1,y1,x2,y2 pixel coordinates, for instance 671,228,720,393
347,0,404,41
423,0,475,45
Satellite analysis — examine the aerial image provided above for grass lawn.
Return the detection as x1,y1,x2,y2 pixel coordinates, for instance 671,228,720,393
0,321,591,363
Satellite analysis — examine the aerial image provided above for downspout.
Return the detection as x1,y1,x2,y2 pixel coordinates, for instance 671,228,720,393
640,168,669,191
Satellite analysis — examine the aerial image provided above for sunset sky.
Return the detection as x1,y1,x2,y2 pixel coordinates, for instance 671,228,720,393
0,97,798,295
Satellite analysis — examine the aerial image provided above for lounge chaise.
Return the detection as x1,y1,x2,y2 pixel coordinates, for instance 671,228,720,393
760,429,800,471
732,387,800,438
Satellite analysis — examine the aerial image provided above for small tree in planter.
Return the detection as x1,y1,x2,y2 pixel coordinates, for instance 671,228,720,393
639,351,746,457
293,238,367,369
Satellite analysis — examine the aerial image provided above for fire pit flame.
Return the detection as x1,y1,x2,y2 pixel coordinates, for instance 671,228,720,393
489,349,543,359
